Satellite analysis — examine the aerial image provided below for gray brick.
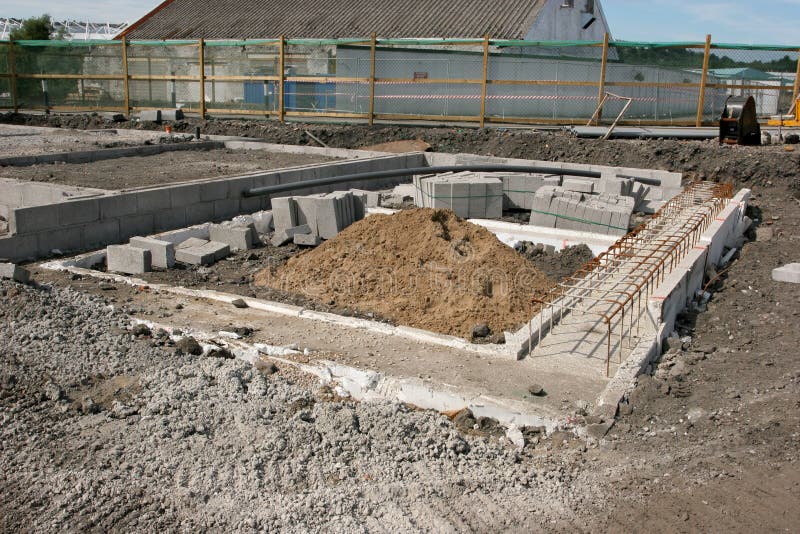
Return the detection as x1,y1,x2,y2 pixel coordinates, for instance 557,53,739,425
562,178,595,194
240,196,262,215
10,205,59,234
294,233,322,247
154,207,187,233
186,202,215,225
170,184,201,208
199,180,229,202
138,110,161,122
485,181,503,219
226,176,255,199
161,109,184,121
252,211,274,234
213,199,240,221
107,245,151,274
175,240,230,266
136,189,171,213
37,226,83,256
129,236,176,268
209,223,256,251
0,234,37,262
99,193,138,218
0,262,30,283
120,213,155,240
177,237,208,249
271,196,297,232
84,219,121,249
271,224,311,246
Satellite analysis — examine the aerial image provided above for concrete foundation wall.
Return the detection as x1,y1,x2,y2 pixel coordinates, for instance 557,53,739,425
0,141,223,167
0,153,425,262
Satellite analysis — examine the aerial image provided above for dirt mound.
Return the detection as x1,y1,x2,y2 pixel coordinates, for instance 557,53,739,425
254,208,555,339
517,242,594,282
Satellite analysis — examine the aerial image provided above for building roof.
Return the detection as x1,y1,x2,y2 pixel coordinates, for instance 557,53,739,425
708,67,777,81
119,0,548,40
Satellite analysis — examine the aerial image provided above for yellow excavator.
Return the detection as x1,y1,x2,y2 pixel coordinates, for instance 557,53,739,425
768,95,800,127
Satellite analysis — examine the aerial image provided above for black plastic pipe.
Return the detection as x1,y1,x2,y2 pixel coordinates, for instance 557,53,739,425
243,165,603,198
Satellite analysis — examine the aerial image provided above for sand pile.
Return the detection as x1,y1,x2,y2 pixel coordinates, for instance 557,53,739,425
254,208,555,339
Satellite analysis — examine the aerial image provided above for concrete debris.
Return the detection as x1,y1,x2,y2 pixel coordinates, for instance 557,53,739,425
772,263,800,283
506,424,526,450
174,239,230,266
0,262,30,283
106,245,152,274
209,222,258,251
271,224,312,247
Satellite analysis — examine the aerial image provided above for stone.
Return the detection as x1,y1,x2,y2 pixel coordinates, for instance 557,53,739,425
772,263,800,284
175,336,202,356
231,298,248,309
471,323,491,338
209,222,257,251
131,324,151,337
294,233,322,247
42,381,64,402
106,245,152,274
0,262,30,283
528,384,545,396
129,236,175,269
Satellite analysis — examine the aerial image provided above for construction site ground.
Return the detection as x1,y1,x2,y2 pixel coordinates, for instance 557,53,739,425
0,145,335,190
1,113,799,532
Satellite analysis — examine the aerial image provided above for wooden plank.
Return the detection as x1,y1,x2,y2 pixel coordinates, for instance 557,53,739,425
793,50,800,103
284,76,368,84
479,34,490,128
695,34,712,127
16,73,125,80
488,79,598,87
205,75,280,81
376,77,482,84
369,32,377,126
121,37,130,116
126,74,196,81
373,113,480,122
607,81,700,89
596,32,610,124
485,116,700,127
205,108,279,116
198,38,206,118
278,35,285,123
285,111,369,119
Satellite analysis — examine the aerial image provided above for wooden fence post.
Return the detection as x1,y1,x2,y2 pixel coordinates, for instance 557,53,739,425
596,32,610,124
368,32,377,126
9,39,18,112
479,34,490,128
695,34,712,127
278,35,285,123
121,37,130,116
198,38,206,119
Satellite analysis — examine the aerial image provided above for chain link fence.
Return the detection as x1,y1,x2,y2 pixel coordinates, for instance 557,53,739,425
0,37,797,127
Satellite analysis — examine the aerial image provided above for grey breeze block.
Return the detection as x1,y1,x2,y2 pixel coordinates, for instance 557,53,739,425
129,236,175,269
107,245,152,274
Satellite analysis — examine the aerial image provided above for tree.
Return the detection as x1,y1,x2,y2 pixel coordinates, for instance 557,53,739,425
9,14,53,41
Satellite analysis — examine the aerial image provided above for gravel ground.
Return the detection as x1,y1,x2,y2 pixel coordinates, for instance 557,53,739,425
0,124,167,158
0,279,597,531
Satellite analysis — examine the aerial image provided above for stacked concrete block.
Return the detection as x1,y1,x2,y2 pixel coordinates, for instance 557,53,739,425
129,236,175,269
272,192,363,241
271,197,299,233
209,222,258,251
107,245,152,274
497,173,557,210
414,172,503,219
530,186,633,236
349,189,381,209
175,238,230,266
562,178,595,194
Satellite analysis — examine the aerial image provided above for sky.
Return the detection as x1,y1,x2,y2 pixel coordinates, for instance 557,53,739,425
3,0,800,46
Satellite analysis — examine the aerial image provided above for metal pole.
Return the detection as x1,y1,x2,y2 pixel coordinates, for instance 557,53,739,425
596,32,609,124
695,34,712,127
368,32,376,126
278,35,285,123
479,34,490,128
121,37,130,116
9,39,18,112
198,38,205,119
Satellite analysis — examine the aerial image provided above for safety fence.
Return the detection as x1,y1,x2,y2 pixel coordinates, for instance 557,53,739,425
0,35,798,126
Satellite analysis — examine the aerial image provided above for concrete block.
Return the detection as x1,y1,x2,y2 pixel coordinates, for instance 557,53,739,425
562,178,594,194
84,218,121,249
199,180,229,202
161,109,184,121
239,196,262,214
314,196,343,239
209,223,256,251
138,110,161,122
772,263,800,284
10,205,59,234
170,184,201,208
107,245,151,274
177,237,209,249
154,207,187,233
37,226,83,256
271,224,311,247
0,262,30,283
271,197,298,232
186,201,215,225
136,189,171,213
468,182,486,219
251,211,274,234
129,236,176,268
0,234,37,262
485,180,503,219
119,213,155,239
213,198,240,221
294,233,322,247
175,240,230,266
99,193,138,219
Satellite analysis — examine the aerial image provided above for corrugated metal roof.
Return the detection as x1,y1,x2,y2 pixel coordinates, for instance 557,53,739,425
120,0,548,40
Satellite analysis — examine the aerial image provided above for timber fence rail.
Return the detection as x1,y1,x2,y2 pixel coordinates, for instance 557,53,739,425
0,35,797,127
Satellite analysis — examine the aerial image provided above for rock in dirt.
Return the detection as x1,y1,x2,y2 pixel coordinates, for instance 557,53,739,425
528,384,545,396
255,208,555,339
131,323,151,337
175,336,202,356
472,323,491,338
231,298,248,308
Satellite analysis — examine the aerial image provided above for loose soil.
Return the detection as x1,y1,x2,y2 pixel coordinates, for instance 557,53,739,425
255,208,555,339
0,148,336,190
518,242,594,282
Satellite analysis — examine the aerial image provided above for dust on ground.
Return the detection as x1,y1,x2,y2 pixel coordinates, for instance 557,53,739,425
256,208,554,339
0,148,336,190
